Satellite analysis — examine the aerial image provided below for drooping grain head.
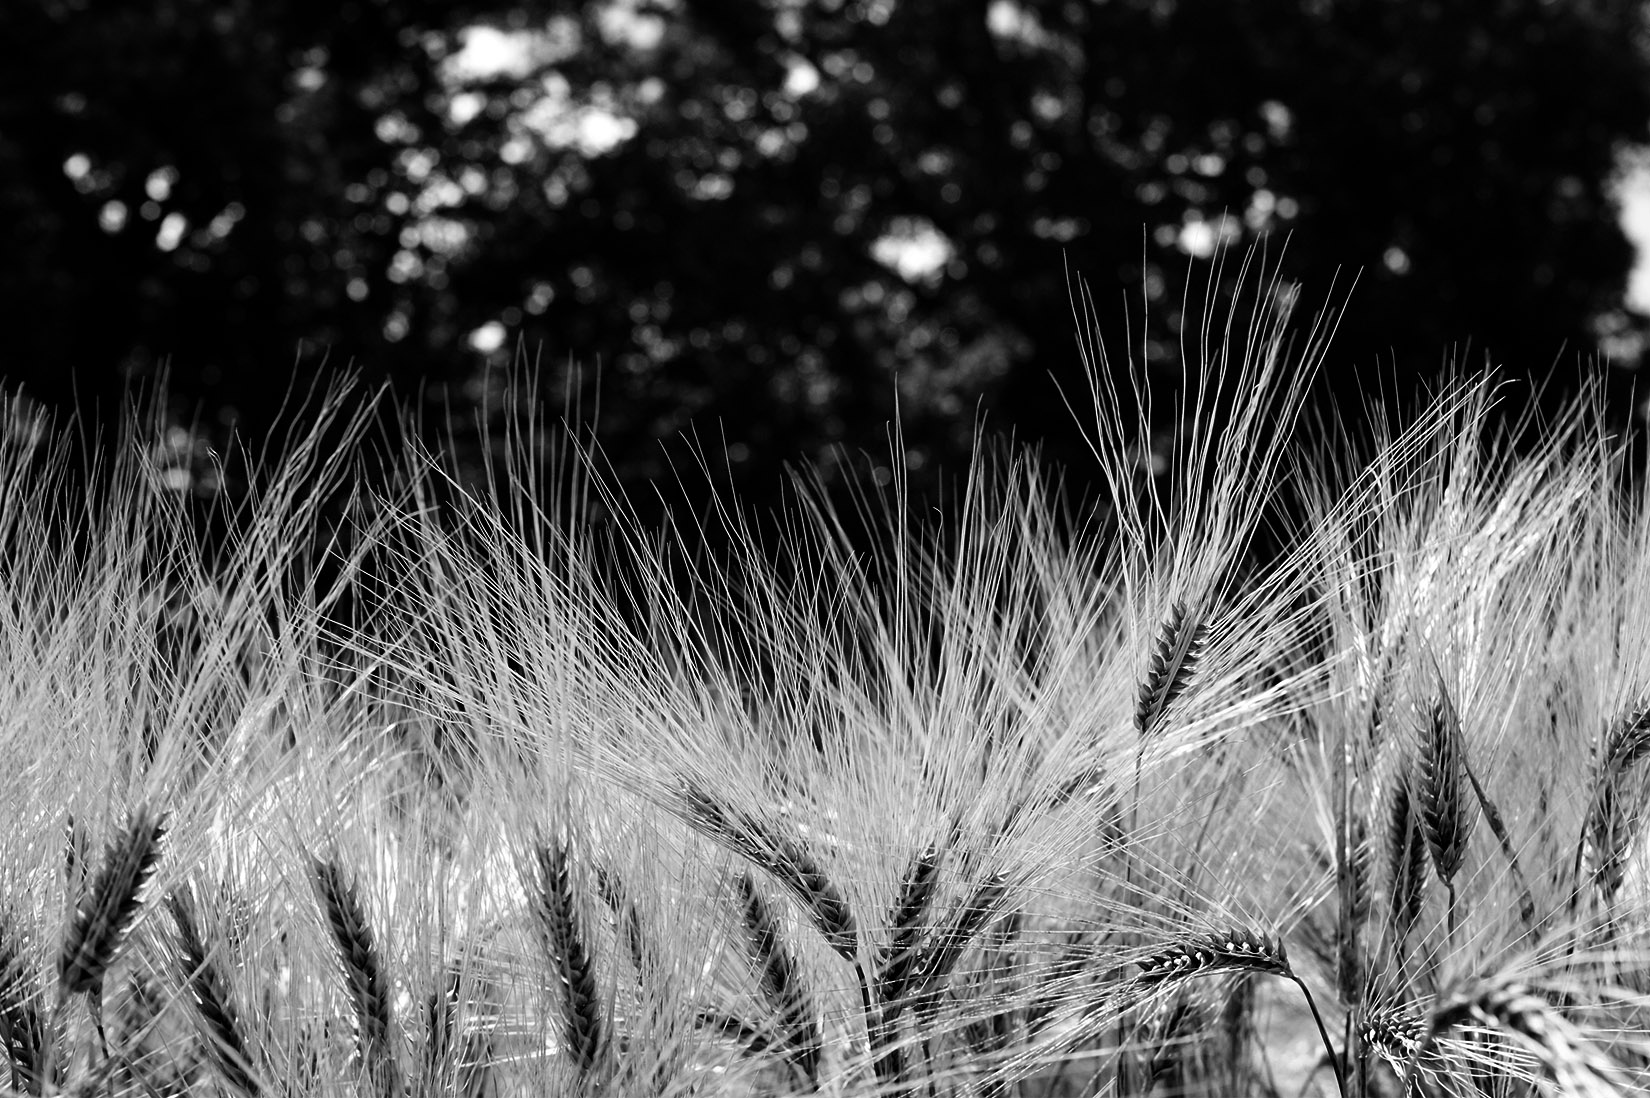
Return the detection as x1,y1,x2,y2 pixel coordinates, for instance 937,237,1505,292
1134,930,1292,988
679,780,859,962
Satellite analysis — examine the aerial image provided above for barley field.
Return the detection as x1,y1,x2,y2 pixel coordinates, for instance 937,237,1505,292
5,260,1650,1097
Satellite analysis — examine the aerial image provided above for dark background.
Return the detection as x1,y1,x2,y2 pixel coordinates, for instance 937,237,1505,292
4,0,1648,525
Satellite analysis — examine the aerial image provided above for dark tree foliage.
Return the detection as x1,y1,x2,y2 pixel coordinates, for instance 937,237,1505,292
0,0,480,441
0,0,1646,519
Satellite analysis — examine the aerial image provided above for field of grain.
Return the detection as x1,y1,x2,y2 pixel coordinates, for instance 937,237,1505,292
4,263,1650,1096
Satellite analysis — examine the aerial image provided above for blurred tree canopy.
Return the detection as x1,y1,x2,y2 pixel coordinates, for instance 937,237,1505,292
2,0,1647,518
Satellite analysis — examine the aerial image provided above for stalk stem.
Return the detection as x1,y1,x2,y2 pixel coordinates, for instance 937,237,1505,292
1291,975,1347,1098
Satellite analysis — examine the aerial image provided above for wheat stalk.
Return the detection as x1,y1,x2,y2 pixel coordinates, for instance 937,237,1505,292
526,836,605,1079
311,856,399,1098
59,807,166,1000
167,889,258,1097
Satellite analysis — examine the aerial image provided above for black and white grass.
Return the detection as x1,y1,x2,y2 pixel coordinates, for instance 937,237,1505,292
1,250,1649,1096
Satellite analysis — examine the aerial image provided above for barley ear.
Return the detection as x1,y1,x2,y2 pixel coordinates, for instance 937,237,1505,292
1578,697,1650,904
1,914,48,1096
679,781,859,962
1427,979,1631,1094
1384,764,1429,942
1135,930,1346,1097
168,890,259,1097
427,961,494,1098
1599,695,1650,775
594,862,657,989
1136,599,1207,740
1134,930,1294,987
735,872,821,1089
902,871,1013,1018
875,844,942,1009
1414,691,1475,885
1334,803,1372,1003
526,836,605,1078
1356,1000,1427,1077
311,857,399,1098
425,973,456,1084
59,807,166,999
